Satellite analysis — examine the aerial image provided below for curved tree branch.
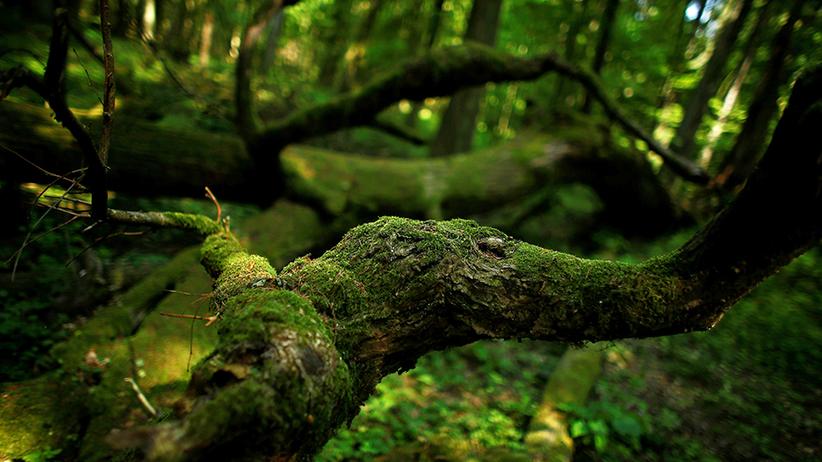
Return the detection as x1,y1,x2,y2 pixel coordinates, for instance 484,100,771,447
253,43,709,183
125,67,819,461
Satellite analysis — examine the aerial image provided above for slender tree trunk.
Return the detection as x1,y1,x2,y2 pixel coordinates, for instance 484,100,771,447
650,0,702,132
153,0,164,41
142,0,156,40
716,0,804,188
405,0,445,127
582,0,619,114
554,0,590,108
430,0,504,156
259,11,284,75
167,0,189,60
135,0,146,38
112,0,131,36
199,10,214,67
699,0,773,167
235,2,283,141
672,0,754,159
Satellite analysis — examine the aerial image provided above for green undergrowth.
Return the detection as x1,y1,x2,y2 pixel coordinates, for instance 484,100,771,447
577,247,822,461
318,340,566,461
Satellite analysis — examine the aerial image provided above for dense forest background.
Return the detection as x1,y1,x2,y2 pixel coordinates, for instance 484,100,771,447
0,0,821,460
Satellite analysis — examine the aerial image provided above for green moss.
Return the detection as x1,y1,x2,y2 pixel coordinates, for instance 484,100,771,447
159,286,356,460
162,212,223,235
199,233,245,277
0,374,87,459
212,253,277,306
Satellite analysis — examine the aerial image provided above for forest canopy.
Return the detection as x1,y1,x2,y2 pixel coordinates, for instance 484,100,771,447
0,0,820,461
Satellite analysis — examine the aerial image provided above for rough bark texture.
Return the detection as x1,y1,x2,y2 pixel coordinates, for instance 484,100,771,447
108,67,820,461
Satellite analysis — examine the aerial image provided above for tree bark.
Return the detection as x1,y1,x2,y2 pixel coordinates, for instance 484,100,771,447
430,0,503,156
672,0,754,160
117,66,821,460
235,1,289,141
715,0,803,189
198,10,214,67
698,0,772,167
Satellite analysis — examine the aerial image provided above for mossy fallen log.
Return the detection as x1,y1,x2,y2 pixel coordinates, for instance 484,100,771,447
0,102,680,235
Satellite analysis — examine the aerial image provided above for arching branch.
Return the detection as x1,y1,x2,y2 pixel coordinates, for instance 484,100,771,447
254,43,709,183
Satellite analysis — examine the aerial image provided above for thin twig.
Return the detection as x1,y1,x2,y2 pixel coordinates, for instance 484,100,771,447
124,377,157,417
0,142,87,182
65,230,143,267
10,179,80,280
204,186,221,222
159,312,219,326
4,215,80,266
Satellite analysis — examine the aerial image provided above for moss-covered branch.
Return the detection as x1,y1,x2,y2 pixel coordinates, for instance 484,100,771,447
106,209,223,235
253,43,708,183
5,54,817,462
117,68,819,461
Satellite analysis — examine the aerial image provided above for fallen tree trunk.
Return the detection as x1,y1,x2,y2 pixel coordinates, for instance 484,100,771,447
0,101,682,235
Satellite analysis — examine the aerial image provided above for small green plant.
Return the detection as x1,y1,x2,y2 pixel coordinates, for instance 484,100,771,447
559,400,648,456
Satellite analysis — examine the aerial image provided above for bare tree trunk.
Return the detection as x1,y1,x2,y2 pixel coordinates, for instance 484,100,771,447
581,0,619,114
430,0,503,156
650,0,703,132
554,0,590,108
142,0,156,40
716,0,804,189
698,0,773,167
199,10,214,67
112,0,131,36
405,0,445,127
672,0,754,159
135,0,146,38
259,11,284,75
